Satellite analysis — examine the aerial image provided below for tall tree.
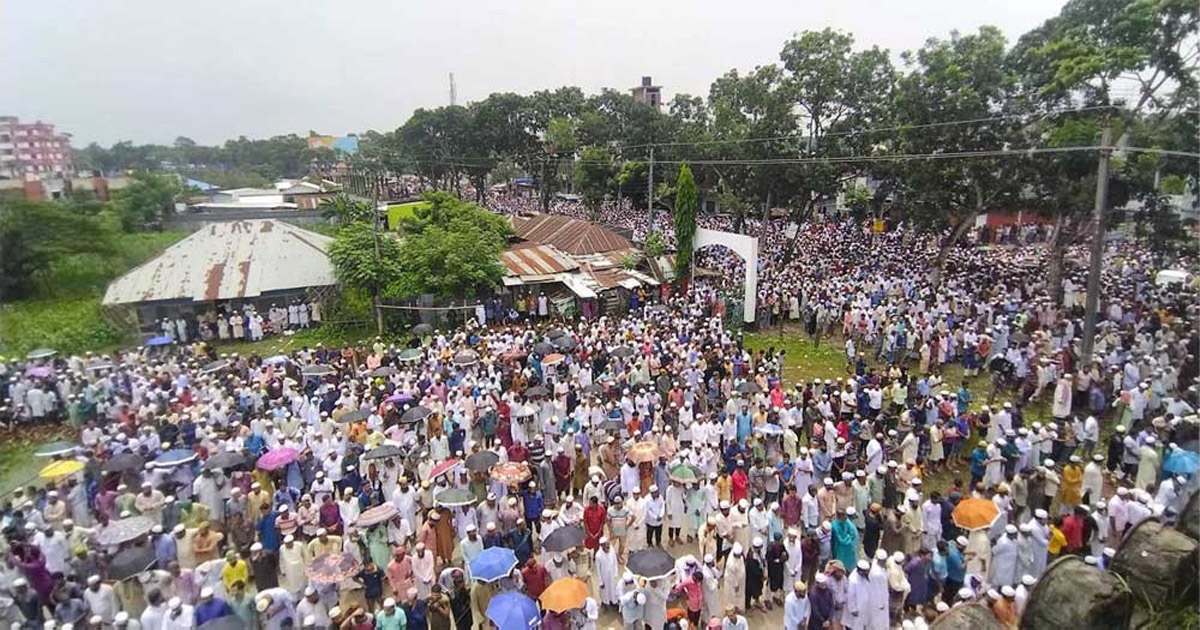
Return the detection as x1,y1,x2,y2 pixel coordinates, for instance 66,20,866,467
674,164,699,282
574,146,616,220
328,222,402,333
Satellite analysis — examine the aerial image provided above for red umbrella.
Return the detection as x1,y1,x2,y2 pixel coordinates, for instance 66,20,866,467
430,458,462,479
356,503,398,528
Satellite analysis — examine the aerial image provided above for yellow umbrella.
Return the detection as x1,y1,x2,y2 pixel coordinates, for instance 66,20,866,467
39,459,83,479
539,577,589,613
951,497,1001,531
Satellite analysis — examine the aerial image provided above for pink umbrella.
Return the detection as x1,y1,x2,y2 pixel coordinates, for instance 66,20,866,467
257,447,299,471
429,458,461,479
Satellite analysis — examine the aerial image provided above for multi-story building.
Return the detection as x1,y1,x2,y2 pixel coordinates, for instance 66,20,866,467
0,116,74,179
630,76,663,110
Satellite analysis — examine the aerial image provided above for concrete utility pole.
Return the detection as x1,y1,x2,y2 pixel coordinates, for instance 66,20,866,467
1080,119,1113,364
647,147,655,232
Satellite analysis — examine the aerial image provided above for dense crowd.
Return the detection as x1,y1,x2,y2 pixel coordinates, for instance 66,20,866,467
0,203,1197,630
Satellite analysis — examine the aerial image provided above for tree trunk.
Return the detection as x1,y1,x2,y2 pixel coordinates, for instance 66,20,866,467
930,210,980,289
1045,213,1070,305
762,190,772,223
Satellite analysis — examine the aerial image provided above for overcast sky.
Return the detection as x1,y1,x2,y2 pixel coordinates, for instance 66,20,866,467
1,0,1065,147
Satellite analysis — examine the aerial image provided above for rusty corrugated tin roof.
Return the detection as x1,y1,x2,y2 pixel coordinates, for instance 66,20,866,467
501,242,580,277
102,219,337,305
509,214,632,255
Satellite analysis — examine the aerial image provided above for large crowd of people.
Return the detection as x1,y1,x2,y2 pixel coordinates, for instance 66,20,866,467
0,198,1197,630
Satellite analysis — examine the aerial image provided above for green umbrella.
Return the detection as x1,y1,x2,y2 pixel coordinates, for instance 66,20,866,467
398,348,422,362
668,463,703,484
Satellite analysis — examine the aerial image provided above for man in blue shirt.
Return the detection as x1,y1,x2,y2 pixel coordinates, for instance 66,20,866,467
507,519,534,565
193,587,235,626
521,483,544,533
944,536,967,600
969,441,989,489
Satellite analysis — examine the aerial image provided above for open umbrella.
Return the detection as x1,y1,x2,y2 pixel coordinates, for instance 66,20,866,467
754,424,785,437
306,552,362,584
435,488,476,507
25,348,56,360
736,381,762,394
398,348,423,362
412,323,434,337
470,547,518,583
362,445,405,461
153,449,196,468
108,545,157,580
551,336,577,352
465,450,500,473
145,336,174,347
39,460,83,479
627,548,675,580
628,441,659,464
544,328,567,340
102,453,146,474
490,462,532,485
385,392,414,404
203,451,247,471
25,366,52,378
262,354,290,365
523,385,549,398
430,458,462,479
656,375,673,394
96,515,157,546
453,351,479,367
541,353,565,367
257,447,299,471
668,463,703,485
600,418,626,431
1164,449,1200,476
487,592,541,630
198,617,247,630
301,364,337,377
532,342,555,356
610,346,635,359
371,366,398,377
541,524,584,553
582,383,605,397
201,359,232,375
33,441,78,458
400,406,433,424
539,577,589,613
356,503,399,528
952,497,1002,531
336,408,371,424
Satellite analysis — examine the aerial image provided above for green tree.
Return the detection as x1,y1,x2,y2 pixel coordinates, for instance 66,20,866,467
574,147,616,220
674,164,698,281
643,231,668,258
319,193,376,224
328,222,402,333
0,201,118,300
108,172,182,231
393,194,512,299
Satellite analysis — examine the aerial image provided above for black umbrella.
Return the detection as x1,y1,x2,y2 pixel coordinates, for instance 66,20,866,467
627,548,676,580
551,336,577,352
544,328,567,340
735,381,761,394
542,524,585,553
107,544,157,581
86,359,115,372
600,418,626,431
198,616,248,630
656,375,673,394
400,406,433,424
102,453,145,474
200,360,231,375
301,364,337,377
337,409,371,424
412,323,434,337
610,346,635,359
582,383,605,396
453,351,479,367
524,385,549,398
203,451,247,471
532,342,555,356
362,444,405,461
371,366,399,377
465,450,500,472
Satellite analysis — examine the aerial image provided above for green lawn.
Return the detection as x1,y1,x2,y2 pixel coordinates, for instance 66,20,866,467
0,426,72,497
0,230,189,357
386,201,429,230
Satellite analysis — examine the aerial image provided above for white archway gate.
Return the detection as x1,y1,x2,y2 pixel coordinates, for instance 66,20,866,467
693,227,758,324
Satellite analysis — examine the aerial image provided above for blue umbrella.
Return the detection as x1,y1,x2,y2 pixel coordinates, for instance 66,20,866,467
154,449,197,468
1163,449,1200,476
146,336,174,347
486,591,541,630
469,546,518,583
264,355,290,365
754,424,785,436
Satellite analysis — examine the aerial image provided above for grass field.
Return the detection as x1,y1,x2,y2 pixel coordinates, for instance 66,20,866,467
386,201,429,230
0,230,190,357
